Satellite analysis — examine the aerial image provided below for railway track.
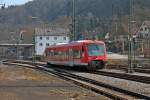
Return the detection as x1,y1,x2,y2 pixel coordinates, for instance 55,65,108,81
107,65,150,74
5,60,150,84
3,60,150,100
90,70,150,84
9,60,150,74
134,68,150,74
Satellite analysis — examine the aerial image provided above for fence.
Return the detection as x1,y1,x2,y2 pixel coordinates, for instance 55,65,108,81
106,37,150,72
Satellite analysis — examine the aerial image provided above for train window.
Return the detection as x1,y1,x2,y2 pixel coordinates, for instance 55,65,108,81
69,49,73,55
88,43,104,56
66,50,69,60
58,51,62,55
73,50,81,58
51,50,54,56
62,52,66,60
54,51,58,56
49,51,51,56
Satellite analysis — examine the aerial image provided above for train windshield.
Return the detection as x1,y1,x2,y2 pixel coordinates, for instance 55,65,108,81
87,43,105,56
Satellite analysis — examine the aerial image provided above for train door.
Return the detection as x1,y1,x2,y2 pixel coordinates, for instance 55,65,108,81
81,45,88,63
81,46,85,59
69,49,74,66
73,46,82,65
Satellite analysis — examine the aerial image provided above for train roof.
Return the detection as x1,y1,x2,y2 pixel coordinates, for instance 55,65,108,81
71,40,104,44
46,40,105,49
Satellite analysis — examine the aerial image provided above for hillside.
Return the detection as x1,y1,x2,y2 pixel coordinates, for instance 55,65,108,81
0,0,131,25
0,0,149,42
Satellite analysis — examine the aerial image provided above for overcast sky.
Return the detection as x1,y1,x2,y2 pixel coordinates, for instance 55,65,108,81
0,0,33,6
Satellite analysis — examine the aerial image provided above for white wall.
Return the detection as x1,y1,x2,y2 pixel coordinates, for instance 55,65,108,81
35,35,69,55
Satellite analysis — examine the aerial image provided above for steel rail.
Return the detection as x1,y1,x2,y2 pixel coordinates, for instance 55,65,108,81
51,67,150,100
90,70,150,84
134,68,150,74
107,65,150,74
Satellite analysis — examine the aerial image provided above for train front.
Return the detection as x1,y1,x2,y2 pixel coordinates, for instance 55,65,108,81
86,42,107,70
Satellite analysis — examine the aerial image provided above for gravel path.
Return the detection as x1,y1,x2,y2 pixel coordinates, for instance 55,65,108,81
0,64,109,100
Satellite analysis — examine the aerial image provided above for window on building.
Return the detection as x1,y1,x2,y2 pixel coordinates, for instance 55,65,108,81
54,37,57,40
39,43,43,46
140,28,143,31
46,37,49,40
145,27,147,31
46,43,49,47
63,37,66,40
40,37,42,40
145,33,148,37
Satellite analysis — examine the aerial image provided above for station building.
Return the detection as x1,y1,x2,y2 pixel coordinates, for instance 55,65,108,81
35,27,70,56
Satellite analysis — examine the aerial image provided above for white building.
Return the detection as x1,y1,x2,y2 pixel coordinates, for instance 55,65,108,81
35,27,70,55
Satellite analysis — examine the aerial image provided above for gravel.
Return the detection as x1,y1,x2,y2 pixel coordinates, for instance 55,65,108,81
73,70,150,96
0,64,109,100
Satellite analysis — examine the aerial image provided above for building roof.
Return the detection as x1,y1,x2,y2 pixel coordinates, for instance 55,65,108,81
135,21,150,38
143,21,150,28
0,44,33,47
137,21,150,33
72,40,104,44
35,27,70,36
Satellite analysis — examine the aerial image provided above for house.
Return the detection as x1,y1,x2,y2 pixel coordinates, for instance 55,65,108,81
137,21,150,39
135,21,150,58
35,27,70,56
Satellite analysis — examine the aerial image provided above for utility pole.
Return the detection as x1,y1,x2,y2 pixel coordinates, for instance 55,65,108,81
149,37,150,66
128,0,134,73
32,28,36,64
72,0,76,41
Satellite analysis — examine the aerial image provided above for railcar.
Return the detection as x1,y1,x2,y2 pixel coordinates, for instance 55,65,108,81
45,40,107,70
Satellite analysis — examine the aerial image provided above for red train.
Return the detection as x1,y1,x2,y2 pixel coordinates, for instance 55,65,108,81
45,40,107,70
